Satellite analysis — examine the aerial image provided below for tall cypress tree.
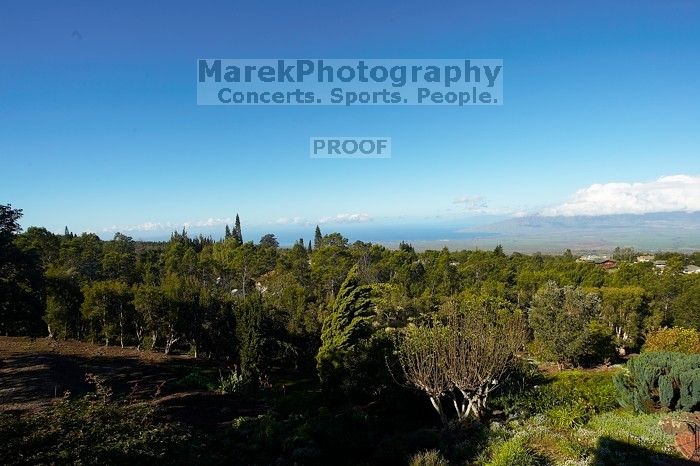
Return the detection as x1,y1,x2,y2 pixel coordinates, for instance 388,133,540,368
224,224,231,239
314,225,323,249
316,265,376,393
233,214,242,244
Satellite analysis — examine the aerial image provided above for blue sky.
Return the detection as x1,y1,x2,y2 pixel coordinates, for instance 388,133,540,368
2,0,700,242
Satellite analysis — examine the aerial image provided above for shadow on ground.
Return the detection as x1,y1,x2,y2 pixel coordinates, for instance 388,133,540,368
595,437,698,465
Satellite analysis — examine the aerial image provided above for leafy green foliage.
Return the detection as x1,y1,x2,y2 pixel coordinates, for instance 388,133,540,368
529,282,613,367
495,369,619,427
0,204,45,335
643,327,700,353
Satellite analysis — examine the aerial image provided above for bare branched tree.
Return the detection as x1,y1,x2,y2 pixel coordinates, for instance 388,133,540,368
445,306,528,419
395,297,528,423
395,323,453,423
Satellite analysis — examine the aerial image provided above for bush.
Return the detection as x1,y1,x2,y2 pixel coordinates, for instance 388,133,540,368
486,437,546,466
643,327,700,354
615,351,700,412
172,370,217,391
217,369,248,394
494,369,618,423
409,449,450,466
546,400,592,429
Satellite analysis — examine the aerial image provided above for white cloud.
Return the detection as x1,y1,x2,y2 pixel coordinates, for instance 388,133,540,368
103,217,232,233
274,216,305,225
183,217,233,228
454,195,488,211
318,213,371,224
542,175,700,216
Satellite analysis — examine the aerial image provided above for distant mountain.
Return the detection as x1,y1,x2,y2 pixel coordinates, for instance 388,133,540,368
453,211,700,253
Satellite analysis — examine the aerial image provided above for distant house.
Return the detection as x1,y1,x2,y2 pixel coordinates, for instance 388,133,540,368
636,255,655,263
683,265,700,275
598,259,618,270
654,260,667,271
577,255,617,269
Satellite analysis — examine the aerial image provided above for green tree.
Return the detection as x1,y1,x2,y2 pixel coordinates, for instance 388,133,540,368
529,281,606,367
102,233,137,283
14,227,60,266
600,286,646,355
232,214,243,245
311,233,353,300
44,269,82,339
81,280,132,347
314,225,322,249
316,265,376,394
0,204,45,335
132,283,168,350
259,233,279,249
235,294,265,384
673,278,700,330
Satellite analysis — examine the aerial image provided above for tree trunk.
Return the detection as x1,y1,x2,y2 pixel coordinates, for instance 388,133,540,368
119,308,124,348
165,335,180,355
429,396,447,425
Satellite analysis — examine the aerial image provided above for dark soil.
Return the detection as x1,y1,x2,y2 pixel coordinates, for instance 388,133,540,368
0,336,267,428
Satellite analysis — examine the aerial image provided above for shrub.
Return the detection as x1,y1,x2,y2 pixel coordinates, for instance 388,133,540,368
486,437,546,466
614,351,700,412
409,449,450,466
494,369,618,422
546,400,592,429
643,327,700,354
172,370,217,391
217,369,248,394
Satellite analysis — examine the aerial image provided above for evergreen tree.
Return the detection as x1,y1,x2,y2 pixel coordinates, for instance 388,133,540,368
314,225,323,249
316,265,376,393
225,225,231,239
233,214,242,245
236,295,265,384
307,240,312,253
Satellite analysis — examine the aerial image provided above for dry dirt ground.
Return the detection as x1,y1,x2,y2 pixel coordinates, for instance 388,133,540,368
0,336,266,428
